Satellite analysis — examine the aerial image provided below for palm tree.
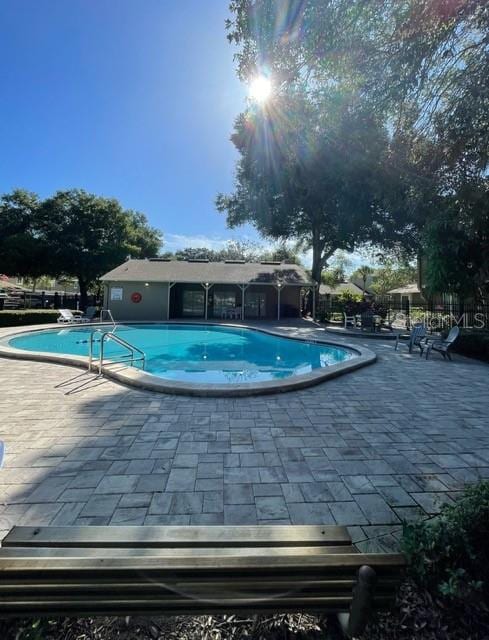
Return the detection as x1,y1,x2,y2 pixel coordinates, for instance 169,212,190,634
356,265,374,297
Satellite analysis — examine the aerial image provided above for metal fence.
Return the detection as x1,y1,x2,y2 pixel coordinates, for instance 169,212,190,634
321,300,489,331
0,291,100,312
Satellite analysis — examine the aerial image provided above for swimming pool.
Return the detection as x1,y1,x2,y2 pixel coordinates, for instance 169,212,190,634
6,324,357,387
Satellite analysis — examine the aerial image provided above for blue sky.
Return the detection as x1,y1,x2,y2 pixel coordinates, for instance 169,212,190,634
0,0,261,252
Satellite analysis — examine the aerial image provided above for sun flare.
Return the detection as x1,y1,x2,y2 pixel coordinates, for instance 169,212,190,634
249,75,272,103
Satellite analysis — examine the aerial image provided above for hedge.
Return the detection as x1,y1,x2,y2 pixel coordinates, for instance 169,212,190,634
0,310,59,327
453,328,489,362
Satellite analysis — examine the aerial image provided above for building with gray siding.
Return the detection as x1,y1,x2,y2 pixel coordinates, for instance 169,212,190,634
100,259,314,322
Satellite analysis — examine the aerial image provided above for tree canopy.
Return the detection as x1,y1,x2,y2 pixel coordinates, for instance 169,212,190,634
217,91,394,282
0,189,162,307
161,239,300,264
0,190,47,280
224,0,489,299
227,0,488,168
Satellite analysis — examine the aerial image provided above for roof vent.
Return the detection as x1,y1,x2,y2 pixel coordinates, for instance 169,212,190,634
224,259,246,264
187,259,209,263
260,261,281,265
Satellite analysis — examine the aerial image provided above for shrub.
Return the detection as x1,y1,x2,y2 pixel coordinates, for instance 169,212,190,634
402,481,489,602
0,310,59,327
452,328,489,362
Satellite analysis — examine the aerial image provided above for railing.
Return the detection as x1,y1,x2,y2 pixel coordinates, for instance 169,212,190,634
321,301,489,331
99,308,116,327
88,330,145,374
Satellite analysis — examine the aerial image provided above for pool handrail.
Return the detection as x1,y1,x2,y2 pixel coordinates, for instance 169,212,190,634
97,331,146,374
99,309,116,327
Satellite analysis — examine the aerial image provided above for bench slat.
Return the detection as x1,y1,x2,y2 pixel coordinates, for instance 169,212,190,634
2,525,352,548
0,552,406,572
0,545,356,559
0,579,400,597
0,595,395,614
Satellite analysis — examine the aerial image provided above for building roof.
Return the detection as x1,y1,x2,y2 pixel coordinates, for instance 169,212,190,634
319,282,365,296
101,259,313,286
350,274,374,294
388,283,420,295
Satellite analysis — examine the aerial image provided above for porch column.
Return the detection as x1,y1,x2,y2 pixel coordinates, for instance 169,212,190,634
167,282,175,320
276,283,282,321
239,284,249,321
312,284,316,321
202,282,212,320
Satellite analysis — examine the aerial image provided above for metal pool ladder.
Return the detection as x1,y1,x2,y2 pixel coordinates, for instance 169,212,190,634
88,330,145,375
99,308,116,328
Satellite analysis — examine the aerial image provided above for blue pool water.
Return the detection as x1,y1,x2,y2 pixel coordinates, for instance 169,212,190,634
6,324,355,384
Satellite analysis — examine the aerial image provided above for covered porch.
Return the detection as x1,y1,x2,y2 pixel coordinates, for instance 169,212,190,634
168,282,315,321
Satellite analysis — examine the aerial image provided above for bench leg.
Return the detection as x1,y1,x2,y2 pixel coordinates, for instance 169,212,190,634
338,565,377,638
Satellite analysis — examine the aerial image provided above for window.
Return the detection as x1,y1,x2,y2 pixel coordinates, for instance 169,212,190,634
182,289,204,317
213,291,237,316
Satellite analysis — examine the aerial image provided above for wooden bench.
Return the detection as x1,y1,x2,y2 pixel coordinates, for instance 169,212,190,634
0,525,405,638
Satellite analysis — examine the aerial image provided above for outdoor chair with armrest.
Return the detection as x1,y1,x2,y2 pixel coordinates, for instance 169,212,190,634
360,311,376,332
343,312,357,329
395,323,426,354
420,325,460,360
84,306,99,322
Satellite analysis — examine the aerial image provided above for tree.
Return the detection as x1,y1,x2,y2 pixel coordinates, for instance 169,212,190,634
217,91,392,283
227,0,489,170
0,190,47,280
161,239,300,264
422,176,489,301
370,262,418,297
226,0,489,286
37,190,162,308
352,265,374,296
321,251,352,287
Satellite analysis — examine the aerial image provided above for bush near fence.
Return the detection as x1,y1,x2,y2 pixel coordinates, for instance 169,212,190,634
0,310,59,327
451,328,489,363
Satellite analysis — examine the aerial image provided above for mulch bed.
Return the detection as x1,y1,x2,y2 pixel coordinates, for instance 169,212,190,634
364,579,489,640
1,580,488,640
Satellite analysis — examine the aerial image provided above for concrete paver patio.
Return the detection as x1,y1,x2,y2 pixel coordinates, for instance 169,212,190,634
0,322,488,551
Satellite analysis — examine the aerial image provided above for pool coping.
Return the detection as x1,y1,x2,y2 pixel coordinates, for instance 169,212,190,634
0,322,377,397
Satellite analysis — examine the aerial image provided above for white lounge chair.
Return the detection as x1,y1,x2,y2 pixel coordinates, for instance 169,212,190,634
56,309,90,324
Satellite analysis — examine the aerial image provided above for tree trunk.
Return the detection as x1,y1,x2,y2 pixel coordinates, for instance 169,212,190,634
311,227,334,284
311,227,325,284
78,278,88,311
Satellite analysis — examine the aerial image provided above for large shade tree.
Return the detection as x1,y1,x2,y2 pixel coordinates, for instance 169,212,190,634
0,190,47,280
225,0,489,296
38,190,162,308
227,0,489,166
217,91,393,283
0,189,162,308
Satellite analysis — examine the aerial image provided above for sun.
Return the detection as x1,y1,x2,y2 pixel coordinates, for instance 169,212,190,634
248,75,272,103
